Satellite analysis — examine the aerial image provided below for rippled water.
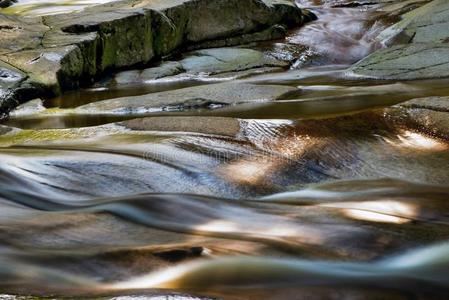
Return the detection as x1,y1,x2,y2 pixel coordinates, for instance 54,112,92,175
0,0,117,15
1,0,449,299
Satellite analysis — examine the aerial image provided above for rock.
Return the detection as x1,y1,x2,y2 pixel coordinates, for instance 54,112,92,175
180,48,288,74
350,0,449,80
377,0,449,45
121,116,241,136
0,0,16,9
2,46,89,93
0,125,13,135
0,0,311,117
114,61,184,84
9,98,46,117
75,82,297,115
112,47,288,85
187,25,288,51
0,13,48,55
0,60,26,90
349,43,449,80
0,60,27,117
397,96,449,139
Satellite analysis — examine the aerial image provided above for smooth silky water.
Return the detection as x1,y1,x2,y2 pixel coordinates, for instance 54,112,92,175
1,0,449,299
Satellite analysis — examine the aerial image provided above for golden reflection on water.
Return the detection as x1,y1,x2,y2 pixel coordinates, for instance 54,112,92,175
321,200,419,224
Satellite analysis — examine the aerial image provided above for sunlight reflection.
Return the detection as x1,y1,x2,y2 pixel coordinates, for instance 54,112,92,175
398,130,447,150
383,129,447,151
321,200,418,224
219,159,275,185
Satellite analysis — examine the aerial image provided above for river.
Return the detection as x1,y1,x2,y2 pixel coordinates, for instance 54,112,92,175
0,0,448,299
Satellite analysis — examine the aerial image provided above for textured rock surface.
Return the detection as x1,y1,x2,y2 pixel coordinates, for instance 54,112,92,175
397,96,449,139
0,0,311,117
113,47,288,84
350,0,449,80
75,82,297,115
377,0,449,45
350,43,449,80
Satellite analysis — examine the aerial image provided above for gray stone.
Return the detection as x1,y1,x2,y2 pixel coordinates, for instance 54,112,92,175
0,0,16,9
114,61,184,84
349,43,449,80
111,47,288,85
350,0,449,80
180,48,288,74
75,82,297,114
377,0,449,45
121,116,241,136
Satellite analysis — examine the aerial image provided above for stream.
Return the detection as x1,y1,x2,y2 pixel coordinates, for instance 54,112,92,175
1,0,449,299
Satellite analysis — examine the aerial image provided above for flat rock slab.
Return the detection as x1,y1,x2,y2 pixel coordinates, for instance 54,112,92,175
350,0,449,80
349,43,449,80
75,82,297,115
113,47,288,84
377,0,449,45
121,116,241,136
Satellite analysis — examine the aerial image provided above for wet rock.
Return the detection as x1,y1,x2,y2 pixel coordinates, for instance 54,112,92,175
397,96,449,139
0,60,27,118
350,0,449,79
121,116,241,137
0,0,16,9
349,43,449,80
2,46,89,93
114,62,184,84
75,82,297,115
0,60,26,90
377,0,449,45
180,48,288,74
10,98,46,117
112,47,287,85
187,24,288,50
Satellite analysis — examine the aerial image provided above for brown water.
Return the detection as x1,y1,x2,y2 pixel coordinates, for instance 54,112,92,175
1,0,449,299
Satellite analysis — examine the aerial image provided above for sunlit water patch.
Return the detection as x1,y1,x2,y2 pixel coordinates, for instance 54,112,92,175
1,0,118,15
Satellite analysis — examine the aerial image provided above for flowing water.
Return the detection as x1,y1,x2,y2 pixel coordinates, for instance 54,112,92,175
1,0,449,299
